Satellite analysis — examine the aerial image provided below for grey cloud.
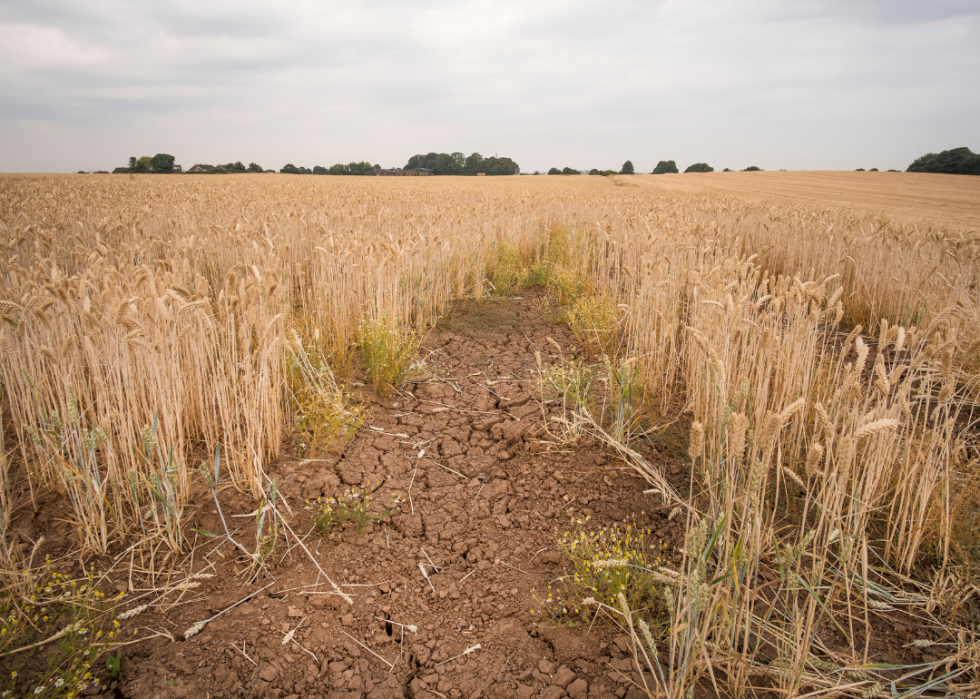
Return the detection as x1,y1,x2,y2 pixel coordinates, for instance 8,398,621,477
803,0,980,25
0,0,977,173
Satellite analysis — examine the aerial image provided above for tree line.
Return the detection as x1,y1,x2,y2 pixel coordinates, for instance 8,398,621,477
403,152,520,175
123,154,176,173
546,161,635,176
541,160,745,175
280,162,378,175
906,147,980,176
192,162,267,173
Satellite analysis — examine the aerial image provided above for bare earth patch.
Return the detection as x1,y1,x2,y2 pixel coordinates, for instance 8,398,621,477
116,291,689,699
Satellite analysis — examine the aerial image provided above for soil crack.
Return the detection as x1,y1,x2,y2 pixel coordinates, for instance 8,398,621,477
121,291,688,699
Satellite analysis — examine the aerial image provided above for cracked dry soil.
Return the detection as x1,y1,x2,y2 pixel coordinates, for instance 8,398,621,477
121,290,689,699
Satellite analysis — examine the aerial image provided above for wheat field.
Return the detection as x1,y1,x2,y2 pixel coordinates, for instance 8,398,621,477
629,170,980,230
1,172,978,696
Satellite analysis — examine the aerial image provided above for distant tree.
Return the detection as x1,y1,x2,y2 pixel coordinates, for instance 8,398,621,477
135,156,152,173
149,153,176,173
128,156,137,171
855,168,865,172
486,156,519,175
684,163,714,173
652,160,678,174
462,152,484,175
869,168,879,171
347,161,377,175
404,151,517,175
620,160,635,175
320,162,377,176
548,168,561,175
561,167,578,175
887,169,900,172
906,147,980,175
248,162,264,173
722,168,732,172
280,163,301,174
406,153,431,171
405,151,465,174
434,152,460,175
743,166,761,171
373,164,380,169
589,169,600,175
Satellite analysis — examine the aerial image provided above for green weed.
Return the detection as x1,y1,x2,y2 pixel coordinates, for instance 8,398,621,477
560,517,668,613
536,517,668,627
486,242,530,296
542,359,595,414
105,653,120,680
602,356,645,444
566,295,621,355
288,333,363,456
254,479,280,567
0,564,125,698
357,316,417,397
306,487,403,535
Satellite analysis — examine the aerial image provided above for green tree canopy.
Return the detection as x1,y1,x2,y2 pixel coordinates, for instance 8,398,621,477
684,162,714,173
312,162,377,176
247,162,264,173
547,167,561,175
561,167,579,175
620,160,634,175
345,161,377,175
906,147,980,175
743,166,762,171
463,152,483,175
149,154,175,173
652,160,678,174
405,151,518,175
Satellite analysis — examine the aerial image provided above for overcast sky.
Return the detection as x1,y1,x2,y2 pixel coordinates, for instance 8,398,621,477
1,0,978,174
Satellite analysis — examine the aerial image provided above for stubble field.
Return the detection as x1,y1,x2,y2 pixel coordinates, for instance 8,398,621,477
0,172,978,699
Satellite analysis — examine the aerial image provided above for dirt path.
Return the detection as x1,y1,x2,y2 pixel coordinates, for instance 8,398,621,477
120,290,688,699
